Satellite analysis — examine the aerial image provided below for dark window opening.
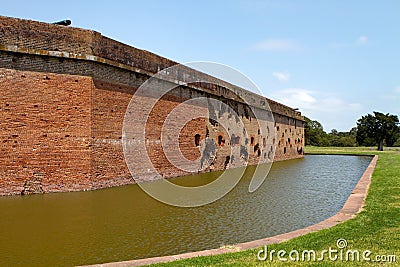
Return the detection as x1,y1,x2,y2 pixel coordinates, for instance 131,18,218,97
297,147,303,155
254,144,259,153
218,135,225,146
284,147,287,154
224,156,230,169
194,134,201,146
209,118,218,127
250,136,255,146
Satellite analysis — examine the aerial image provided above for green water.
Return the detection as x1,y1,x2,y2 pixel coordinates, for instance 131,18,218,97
0,155,371,266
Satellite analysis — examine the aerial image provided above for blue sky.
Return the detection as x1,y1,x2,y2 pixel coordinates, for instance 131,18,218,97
2,0,399,131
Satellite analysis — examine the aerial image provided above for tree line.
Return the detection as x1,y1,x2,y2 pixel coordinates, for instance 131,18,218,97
304,111,400,150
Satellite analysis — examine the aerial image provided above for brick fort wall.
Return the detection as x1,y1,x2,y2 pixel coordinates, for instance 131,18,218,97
0,16,305,195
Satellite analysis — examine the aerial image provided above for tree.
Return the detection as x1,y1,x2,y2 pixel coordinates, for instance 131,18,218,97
330,129,338,135
304,116,328,146
327,128,357,147
356,112,400,151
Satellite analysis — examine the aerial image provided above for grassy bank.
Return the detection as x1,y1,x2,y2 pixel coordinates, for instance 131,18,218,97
151,147,400,266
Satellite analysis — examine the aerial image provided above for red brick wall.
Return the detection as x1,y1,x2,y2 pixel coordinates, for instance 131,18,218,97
0,68,92,195
0,67,304,195
0,15,305,195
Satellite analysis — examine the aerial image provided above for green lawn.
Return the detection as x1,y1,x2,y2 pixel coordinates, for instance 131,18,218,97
150,147,400,266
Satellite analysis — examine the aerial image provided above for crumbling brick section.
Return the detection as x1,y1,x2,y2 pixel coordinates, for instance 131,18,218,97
22,171,44,195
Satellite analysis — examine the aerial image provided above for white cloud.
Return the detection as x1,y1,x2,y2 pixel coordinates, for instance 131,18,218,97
330,35,369,48
271,88,316,108
272,71,290,81
271,88,361,112
357,35,368,45
252,39,299,51
269,88,362,131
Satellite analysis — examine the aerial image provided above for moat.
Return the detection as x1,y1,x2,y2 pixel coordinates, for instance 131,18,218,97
0,155,371,266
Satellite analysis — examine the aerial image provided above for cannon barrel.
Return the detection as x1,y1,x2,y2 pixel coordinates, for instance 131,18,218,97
53,20,71,26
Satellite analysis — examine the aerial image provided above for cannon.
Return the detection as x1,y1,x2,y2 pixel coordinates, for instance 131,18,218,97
53,19,71,26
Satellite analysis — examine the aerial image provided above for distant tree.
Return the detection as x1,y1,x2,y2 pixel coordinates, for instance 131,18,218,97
304,116,328,146
349,127,358,136
356,112,400,151
394,137,400,147
385,123,400,147
330,129,338,135
327,128,357,147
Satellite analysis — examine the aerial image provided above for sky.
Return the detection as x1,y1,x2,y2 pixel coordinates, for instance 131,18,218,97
2,0,399,131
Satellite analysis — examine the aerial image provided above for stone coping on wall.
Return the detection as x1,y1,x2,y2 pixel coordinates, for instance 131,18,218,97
80,154,378,267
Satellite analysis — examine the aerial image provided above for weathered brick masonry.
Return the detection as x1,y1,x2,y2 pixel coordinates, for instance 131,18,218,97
0,16,305,195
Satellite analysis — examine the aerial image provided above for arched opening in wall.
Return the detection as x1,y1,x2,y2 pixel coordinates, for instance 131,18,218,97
297,147,303,155
288,138,291,144
194,134,201,147
257,149,261,157
284,147,287,154
254,144,259,153
224,156,230,169
276,126,280,131
218,135,225,146
250,136,255,146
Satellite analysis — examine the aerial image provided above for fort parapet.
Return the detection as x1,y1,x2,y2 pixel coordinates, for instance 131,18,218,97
0,16,304,196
